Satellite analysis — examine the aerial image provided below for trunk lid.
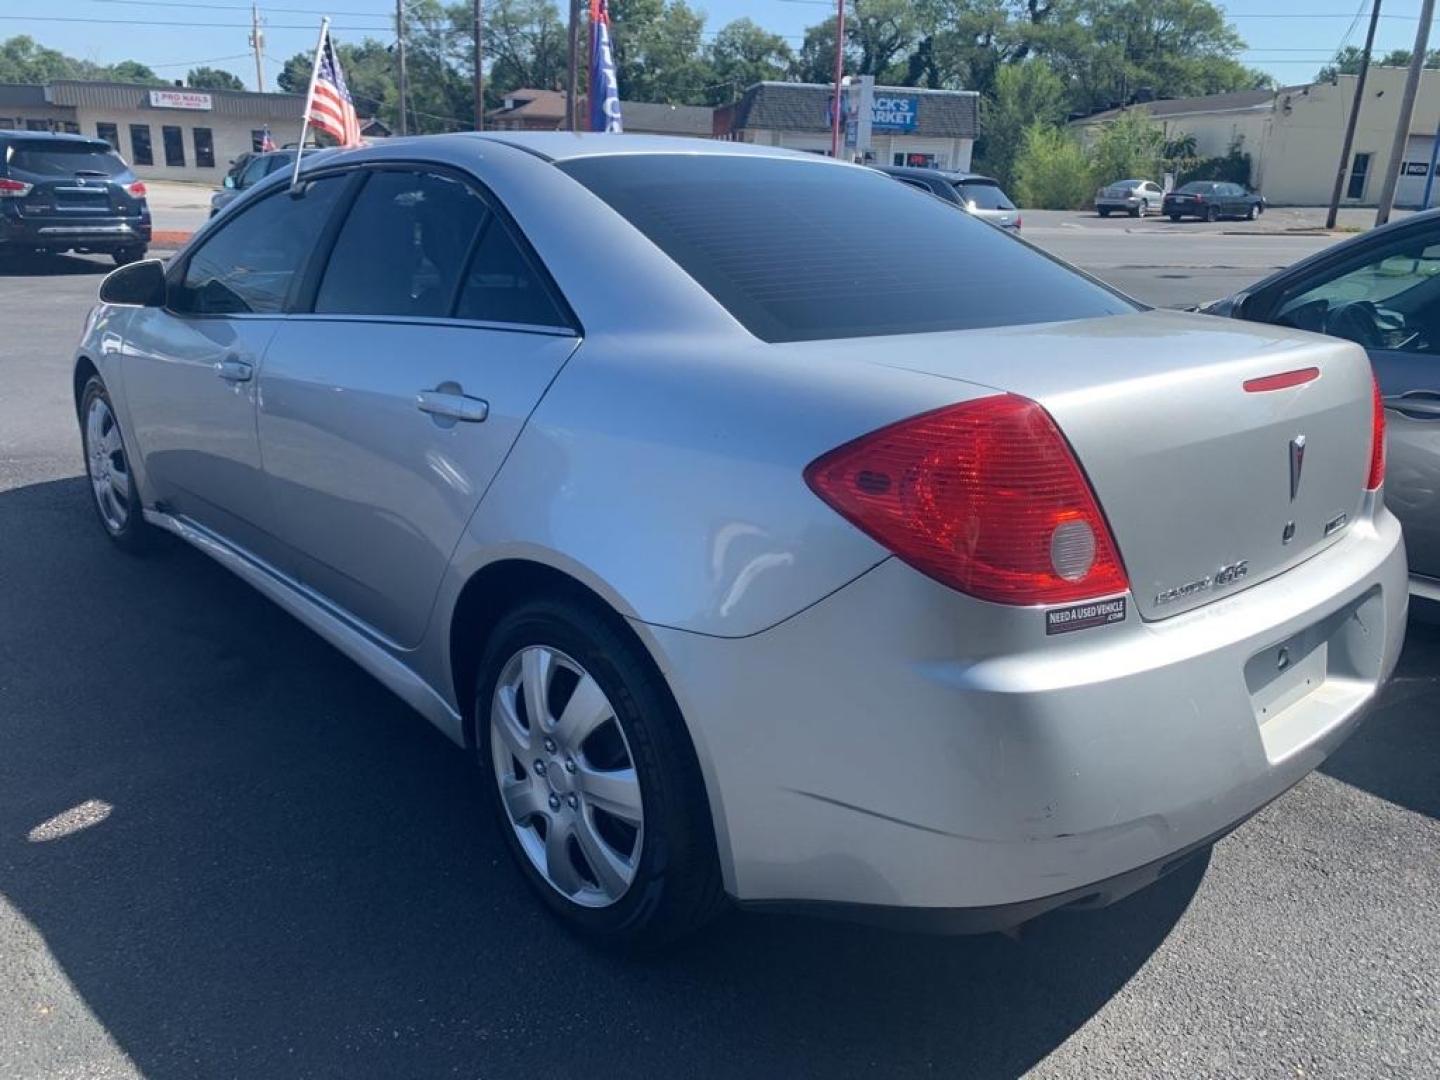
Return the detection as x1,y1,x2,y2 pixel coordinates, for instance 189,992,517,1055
849,310,1375,619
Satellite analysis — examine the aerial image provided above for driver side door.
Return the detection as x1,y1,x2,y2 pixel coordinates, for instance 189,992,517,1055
1256,221,1440,584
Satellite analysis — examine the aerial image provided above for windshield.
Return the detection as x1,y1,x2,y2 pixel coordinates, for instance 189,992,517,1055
560,154,1134,343
956,180,1016,210
7,141,127,177
1177,182,1217,194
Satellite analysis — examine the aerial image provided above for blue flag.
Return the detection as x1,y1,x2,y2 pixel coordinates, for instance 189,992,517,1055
589,0,622,132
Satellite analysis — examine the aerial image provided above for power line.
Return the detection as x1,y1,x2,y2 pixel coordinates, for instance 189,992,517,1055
87,0,391,16
0,14,394,30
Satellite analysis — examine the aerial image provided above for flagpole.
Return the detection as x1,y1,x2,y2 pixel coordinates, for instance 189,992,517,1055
291,16,330,192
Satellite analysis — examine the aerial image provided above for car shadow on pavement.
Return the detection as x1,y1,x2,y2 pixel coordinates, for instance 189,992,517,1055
1320,619,1440,820
2,477,1210,1080
0,253,112,277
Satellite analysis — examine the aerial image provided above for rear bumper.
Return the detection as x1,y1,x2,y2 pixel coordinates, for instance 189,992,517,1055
643,502,1407,917
1096,197,1142,210
0,213,150,251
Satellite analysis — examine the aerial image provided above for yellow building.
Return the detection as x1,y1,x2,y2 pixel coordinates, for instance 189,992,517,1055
1072,67,1440,208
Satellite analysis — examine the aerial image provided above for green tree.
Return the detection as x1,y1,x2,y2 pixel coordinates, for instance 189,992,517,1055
608,0,713,104
187,66,246,91
1088,106,1165,185
706,18,791,104
108,60,163,84
977,58,1067,190
1014,122,1093,208
486,0,568,103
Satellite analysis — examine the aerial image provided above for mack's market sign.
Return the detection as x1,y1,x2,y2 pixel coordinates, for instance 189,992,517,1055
870,94,918,132
148,89,214,111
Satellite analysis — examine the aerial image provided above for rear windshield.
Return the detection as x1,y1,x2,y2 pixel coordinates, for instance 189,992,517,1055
559,155,1134,342
7,141,127,177
956,180,1016,210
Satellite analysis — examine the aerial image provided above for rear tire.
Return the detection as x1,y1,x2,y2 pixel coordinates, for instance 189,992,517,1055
112,246,146,266
1129,205,1142,218
1168,213,1182,222
79,375,153,553
475,596,726,946
1205,205,1220,223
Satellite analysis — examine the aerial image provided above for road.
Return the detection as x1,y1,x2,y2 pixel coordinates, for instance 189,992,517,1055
1,245,1437,1080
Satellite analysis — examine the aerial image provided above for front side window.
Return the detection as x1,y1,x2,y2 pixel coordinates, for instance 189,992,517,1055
238,155,271,189
1271,228,1440,355
561,154,1133,342
315,169,490,318
129,124,153,167
173,176,345,315
162,125,185,167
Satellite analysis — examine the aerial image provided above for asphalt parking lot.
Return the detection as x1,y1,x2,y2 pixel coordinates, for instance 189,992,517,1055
1,246,1438,1079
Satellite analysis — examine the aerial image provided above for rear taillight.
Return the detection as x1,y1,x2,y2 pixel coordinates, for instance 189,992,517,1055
1367,374,1386,490
126,181,147,198
0,178,33,198
805,394,1129,605
1014,215,1022,231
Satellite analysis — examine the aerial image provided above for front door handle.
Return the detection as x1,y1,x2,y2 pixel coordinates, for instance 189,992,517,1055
417,389,489,423
1383,392,1440,420
216,356,253,383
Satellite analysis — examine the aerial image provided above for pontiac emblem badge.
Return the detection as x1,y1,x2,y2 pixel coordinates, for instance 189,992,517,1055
1289,435,1306,500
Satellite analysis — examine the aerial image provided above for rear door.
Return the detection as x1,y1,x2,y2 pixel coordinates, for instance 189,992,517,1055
255,165,579,647
4,138,140,226
120,174,351,564
1251,218,1440,580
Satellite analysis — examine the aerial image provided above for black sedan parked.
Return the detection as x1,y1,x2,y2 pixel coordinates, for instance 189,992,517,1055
0,131,150,264
1203,209,1439,611
1163,180,1265,222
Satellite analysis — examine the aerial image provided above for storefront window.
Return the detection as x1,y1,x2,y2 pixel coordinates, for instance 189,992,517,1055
162,125,185,167
129,124,153,166
893,152,939,169
193,127,215,168
97,122,119,150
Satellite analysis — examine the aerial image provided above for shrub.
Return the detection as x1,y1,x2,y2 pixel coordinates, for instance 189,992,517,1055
1014,123,1094,209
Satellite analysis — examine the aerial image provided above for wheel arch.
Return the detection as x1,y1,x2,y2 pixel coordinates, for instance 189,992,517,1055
73,354,100,417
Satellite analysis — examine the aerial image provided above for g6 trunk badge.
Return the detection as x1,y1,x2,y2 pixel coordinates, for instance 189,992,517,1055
1289,435,1307,501
1155,560,1249,606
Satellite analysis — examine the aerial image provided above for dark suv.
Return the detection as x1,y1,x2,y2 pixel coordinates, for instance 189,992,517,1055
0,132,151,264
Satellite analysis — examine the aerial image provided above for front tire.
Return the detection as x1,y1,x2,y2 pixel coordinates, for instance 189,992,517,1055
1130,204,1142,218
1246,203,1258,220
1168,213,1182,222
1205,205,1220,223
1097,207,1111,218
80,376,152,553
112,245,147,266
475,596,725,945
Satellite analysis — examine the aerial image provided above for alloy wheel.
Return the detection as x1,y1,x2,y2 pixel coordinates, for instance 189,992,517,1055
85,395,131,533
489,645,645,908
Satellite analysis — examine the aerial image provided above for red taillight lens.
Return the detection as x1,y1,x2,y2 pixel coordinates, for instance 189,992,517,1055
805,394,1129,605
1367,374,1386,491
126,181,147,198
0,177,33,198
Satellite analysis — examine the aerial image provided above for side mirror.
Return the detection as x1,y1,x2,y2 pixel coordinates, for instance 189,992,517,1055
99,259,167,307
223,175,236,189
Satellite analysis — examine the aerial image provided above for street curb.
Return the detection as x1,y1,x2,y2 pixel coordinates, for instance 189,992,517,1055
152,229,193,248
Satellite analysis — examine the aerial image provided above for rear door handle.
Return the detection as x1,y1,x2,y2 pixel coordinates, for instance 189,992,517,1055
1383,393,1440,419
416,389,489,423
216,356,253,383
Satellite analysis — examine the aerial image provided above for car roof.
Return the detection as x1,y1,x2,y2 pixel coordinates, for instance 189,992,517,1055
0,131,110,145
460,131,851,165
874,164,1000,185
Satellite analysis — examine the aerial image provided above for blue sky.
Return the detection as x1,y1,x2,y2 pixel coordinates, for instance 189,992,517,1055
2,1,1432,94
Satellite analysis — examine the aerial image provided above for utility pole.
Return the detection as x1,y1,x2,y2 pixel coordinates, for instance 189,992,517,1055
248,2,265,93
1375,0,1436,225
395,0,408,135
829,0,846,157
1325,0,1381,229
566,0,580,130
473,0,485,130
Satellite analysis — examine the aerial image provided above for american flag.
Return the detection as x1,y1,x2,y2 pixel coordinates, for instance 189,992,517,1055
259,126,276,152
305,28,362,147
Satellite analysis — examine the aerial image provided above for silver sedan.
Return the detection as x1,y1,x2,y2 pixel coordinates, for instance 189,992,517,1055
74,133,1407,944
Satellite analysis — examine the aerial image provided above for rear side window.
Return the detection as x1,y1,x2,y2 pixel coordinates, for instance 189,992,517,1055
7,140,126,177
956,180,1015,210
454,218,570,327
315,169,490,318
173,176,345,315
561,155,1133,342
